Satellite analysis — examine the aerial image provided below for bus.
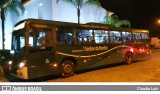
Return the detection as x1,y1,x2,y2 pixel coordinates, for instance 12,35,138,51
7,19,151,79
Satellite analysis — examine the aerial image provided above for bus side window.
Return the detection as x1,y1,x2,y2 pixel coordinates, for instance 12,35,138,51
110,31,122,43
94,30,109,44
134,33,141,43
103,36,107,43
57,27,74,45
39,37,46,49
141,33,149,42
76,29,94,45
122,32,132,43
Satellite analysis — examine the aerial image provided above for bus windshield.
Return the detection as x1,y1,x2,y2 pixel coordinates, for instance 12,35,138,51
12,30,25,51
12,23,54,52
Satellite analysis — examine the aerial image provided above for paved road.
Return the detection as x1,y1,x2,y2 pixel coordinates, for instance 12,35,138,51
1,49,160,82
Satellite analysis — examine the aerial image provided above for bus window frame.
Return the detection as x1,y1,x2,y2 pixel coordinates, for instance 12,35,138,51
25,24,56,49
56,26,75,46
141,32,149,42
73,28,95,45
94,30,109,44
109,30,122,43
122,31,133,43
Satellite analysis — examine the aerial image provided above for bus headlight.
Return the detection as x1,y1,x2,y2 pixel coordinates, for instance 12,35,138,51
10,50,15,54
8,61,13,65
19,60,26,69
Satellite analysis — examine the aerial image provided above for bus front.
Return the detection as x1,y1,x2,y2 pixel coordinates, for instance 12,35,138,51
10,20,29,79
10,20,59,79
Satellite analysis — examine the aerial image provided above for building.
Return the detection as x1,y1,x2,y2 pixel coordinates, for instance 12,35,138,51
0,0,107,49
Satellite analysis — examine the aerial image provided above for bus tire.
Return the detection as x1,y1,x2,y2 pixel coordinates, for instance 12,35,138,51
125,53,132,65
60,60,75,78
0,65,4,75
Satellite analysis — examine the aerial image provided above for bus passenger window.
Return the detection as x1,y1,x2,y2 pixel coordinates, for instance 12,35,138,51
57,27,74,45
133,33,141,43
141,33,149,42
94,30,108,44
89,36,94,44
27,29,54,50
37,33,45,47
122,32,132,43
103,37,107,43
110,31,122,43
39,37,45,49
28,30,44,47
76,29,94,45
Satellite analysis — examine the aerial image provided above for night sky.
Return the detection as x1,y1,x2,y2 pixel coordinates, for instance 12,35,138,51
99,0,160,35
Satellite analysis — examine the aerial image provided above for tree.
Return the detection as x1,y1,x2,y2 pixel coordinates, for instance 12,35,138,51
0,0,24,49
103,13,131,28
56,0,101,24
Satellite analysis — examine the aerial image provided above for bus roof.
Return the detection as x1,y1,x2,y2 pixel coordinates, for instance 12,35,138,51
14,18,149,33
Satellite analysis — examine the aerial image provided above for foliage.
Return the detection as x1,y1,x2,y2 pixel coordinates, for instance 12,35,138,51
103,14,131,28
57,0,101,9
56,0,101,24
0,0,24,49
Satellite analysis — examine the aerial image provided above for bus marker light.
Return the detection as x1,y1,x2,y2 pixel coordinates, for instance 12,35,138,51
53,64,57,67
56,51,59,54
139,48,144,52
8,61,13,65
19,60,26,69
10,50,15,54
51,63,58,67
19,62,25,69
130,48,134,53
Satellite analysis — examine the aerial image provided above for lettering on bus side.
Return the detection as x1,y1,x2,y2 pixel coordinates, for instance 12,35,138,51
72,46,109,52
83,46,108,51
80,24,108,29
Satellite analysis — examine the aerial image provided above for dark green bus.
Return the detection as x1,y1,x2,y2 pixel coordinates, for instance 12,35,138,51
8,19,151,79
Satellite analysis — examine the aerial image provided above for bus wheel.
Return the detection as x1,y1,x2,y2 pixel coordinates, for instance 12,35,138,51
0,65,4,75
125,53,132,65
60,60,75,78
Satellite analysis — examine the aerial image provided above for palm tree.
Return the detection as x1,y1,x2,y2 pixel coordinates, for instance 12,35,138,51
116,19,131,28
0,0,24,49
103,13,131,28
56,0,101,24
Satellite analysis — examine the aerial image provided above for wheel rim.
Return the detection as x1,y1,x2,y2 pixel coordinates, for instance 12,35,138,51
0,65,4,75
126,54,132,64
127,56,131,64
63,64,73,74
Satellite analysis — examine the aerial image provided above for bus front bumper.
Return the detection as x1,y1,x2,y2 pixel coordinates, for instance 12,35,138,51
11,66,60,79
11,67,28,79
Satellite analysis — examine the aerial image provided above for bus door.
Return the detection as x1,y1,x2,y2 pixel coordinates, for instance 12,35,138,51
26,25,57,77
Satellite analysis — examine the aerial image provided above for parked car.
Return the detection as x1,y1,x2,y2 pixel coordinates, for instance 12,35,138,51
151,37,160,49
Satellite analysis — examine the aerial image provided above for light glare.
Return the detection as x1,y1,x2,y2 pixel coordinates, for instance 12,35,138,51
10,50,15,54
13,22,26,31
8,61,13,65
